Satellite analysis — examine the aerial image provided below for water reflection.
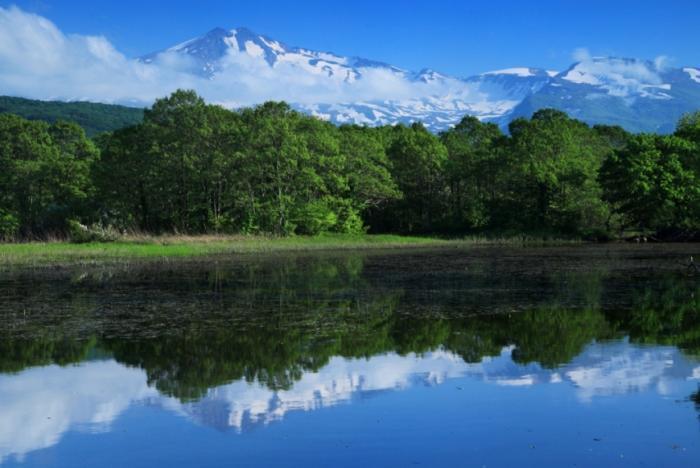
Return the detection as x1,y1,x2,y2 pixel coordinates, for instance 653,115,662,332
1,246,700,465
1,339,699,463
0,361,169,464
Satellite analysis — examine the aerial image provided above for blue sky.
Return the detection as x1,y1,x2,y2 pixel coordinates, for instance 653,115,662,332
3,0,699,76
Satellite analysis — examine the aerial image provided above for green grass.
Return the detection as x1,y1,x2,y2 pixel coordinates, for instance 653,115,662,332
0,233,584,268
0,234,451,267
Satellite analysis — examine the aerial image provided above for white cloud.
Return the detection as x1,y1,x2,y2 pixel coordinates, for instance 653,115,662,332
0,6,199,104
654,55,672,71
564,47,671,100
0,6,480,110
573,47,592,63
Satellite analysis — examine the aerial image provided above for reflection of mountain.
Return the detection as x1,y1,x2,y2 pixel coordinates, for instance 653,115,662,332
184,351,470,432
184,343,700,431
1,340,699,463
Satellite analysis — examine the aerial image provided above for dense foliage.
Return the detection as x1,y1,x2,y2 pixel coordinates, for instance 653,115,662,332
0,95,144,137
1,89,699,240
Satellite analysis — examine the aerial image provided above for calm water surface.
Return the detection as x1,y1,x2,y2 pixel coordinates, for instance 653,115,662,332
1,245,700,467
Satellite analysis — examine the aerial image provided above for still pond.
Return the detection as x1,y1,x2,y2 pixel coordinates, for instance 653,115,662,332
1,245,700,467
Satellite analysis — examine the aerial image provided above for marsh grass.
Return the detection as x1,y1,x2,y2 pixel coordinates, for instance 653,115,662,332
0,234,443,267
0,233,582,268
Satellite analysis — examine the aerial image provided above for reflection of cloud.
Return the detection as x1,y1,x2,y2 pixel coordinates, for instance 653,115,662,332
0,361,171,464
1,340,699,461
565,340,693,402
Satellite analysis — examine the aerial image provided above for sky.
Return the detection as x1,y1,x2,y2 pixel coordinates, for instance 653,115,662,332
2,0,699,77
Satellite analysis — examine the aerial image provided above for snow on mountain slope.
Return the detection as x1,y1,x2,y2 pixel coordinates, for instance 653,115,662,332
137,29,700,133
141,27,400,84
139,27,553,131
508,57,700,133
559,57,672,99
685,67,700,84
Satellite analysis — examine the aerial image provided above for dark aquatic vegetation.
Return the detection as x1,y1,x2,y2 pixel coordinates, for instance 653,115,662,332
1,245,700,467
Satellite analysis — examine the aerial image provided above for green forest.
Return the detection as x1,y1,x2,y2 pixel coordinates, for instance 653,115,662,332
1,89,699,241
0,95,144,137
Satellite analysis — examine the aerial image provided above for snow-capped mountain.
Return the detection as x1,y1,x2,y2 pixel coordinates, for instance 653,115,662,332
139,27,553,131
508,58,700,132
140,27,700,132
141,27,401,82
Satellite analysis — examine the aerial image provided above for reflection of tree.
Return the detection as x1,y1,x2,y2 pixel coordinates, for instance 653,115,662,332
509,308,613,367
691,387,700,416
0,336,96,373
607,278,700,354
106,305,397,401
101,305,616,400
441,307,613,369
2,251,700,402
104,254,404,400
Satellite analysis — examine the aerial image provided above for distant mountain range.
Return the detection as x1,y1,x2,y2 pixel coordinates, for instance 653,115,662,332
4,26,700,134
137,27,700,133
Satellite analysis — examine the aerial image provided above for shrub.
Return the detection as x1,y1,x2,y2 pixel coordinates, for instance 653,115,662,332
68,219,121,243
292,200,338,235
0,212,19,241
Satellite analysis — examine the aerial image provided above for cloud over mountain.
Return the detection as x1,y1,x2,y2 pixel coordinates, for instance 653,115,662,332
0,7,470,108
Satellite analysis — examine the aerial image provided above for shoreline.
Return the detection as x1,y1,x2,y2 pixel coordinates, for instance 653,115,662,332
0,234,585,268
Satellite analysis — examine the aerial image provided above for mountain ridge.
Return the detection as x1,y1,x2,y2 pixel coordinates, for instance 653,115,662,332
135,26,700,133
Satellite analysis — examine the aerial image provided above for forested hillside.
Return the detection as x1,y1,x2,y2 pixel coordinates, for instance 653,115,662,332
0,90,699,241
0,96,143,136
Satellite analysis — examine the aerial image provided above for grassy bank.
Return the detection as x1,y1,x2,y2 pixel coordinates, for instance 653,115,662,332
0,234,451,267
0,233,586,268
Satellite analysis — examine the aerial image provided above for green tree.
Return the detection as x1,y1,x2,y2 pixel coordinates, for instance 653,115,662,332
503,109,611,235
0,115,96,237
143,90,213,232
338,125,401,230
237,102,321,234
381,123,448,233
440,116,503,231
94,124,156,230
600,134,698,231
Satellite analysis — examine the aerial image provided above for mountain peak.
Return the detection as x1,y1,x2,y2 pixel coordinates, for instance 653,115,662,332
205,27,231,37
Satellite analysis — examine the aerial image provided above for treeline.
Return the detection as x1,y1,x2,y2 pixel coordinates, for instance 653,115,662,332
1,89,699,240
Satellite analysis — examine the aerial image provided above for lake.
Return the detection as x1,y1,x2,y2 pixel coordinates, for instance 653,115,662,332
1,244,699,467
